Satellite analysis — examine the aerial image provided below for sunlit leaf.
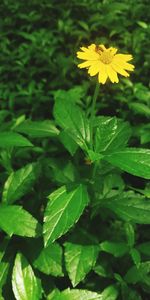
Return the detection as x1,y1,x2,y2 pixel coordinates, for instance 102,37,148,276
2,163,37,204
0,204,41,237
104,148,150,179
43,185,89,246
12,253,42,300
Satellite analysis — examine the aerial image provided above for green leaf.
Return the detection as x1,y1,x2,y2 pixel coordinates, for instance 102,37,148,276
59,130,78,156
100,241,129,257
129,102,150,117
94,117,131,154
0,204,41,237
137,242,150,256
101,285,118,300
137,21,148,29
12,253,42,300
140,129,150,144
139,124,150,144
102,194,150,224
124,261,150,284
45,159,79,184
86,150,103,163
43,185,89,246
33,242,63,276
130,248,141,267
14,120,59,137
133,83,150,103
124,223,135,248
64,234,99,286
53,86,85,104
121,284,142,300
54,98,90,150
0,261,9,289
56,288,102,300
94,259,113,279
47,288,60,300
0,237,9,262
53,85,85,103
0,132,33,148
2,163,37,204
104,148,150,179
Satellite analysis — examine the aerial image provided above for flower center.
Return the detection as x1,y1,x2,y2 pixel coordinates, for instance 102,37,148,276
99,51,113,64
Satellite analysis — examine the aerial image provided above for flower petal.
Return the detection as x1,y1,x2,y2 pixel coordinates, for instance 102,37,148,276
76,50,99,60
109,47,118,55
98,63,108,84
78,61,93,69
98,44,106,51
80,46,89,52
87,62,101,76
106,65,119,83
112,62,130,77
88,44,96,51
114,54,133,62
113,59,134,71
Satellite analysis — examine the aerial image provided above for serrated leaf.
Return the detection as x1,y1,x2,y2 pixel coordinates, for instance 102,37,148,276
64,239,99,286
0,204,41,237
2,163,37,204
14,120,59,137
102,194,150,224
0,132,33,148
33,242,63,276
94,117,131,154
104,148,150,179
56,288,102,300
12,253,42,300
54,98,90,150
43,185,89,246
100,241,129,257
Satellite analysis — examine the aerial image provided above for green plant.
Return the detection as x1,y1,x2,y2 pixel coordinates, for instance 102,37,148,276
0,0,150,299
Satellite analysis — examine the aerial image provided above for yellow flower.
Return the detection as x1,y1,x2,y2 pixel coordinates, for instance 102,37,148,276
76,44,135,84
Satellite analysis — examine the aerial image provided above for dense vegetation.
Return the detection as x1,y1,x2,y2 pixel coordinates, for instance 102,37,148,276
0,0,150,299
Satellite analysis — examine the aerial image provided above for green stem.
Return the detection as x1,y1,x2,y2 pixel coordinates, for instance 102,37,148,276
90,81,100,149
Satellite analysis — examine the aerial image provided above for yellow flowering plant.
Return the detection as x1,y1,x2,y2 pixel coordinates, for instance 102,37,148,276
1,0,150,298
76,43,135,152
77,43,134,84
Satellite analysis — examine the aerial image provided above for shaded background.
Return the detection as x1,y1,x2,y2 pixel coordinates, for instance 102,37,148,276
0,0,149,122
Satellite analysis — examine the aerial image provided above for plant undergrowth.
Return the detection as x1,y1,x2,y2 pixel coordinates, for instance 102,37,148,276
0,0,150,299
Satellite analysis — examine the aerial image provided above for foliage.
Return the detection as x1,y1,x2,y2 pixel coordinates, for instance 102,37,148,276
0,0,150,299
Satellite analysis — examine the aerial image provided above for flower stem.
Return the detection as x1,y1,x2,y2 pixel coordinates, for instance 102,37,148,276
90,81,100,149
